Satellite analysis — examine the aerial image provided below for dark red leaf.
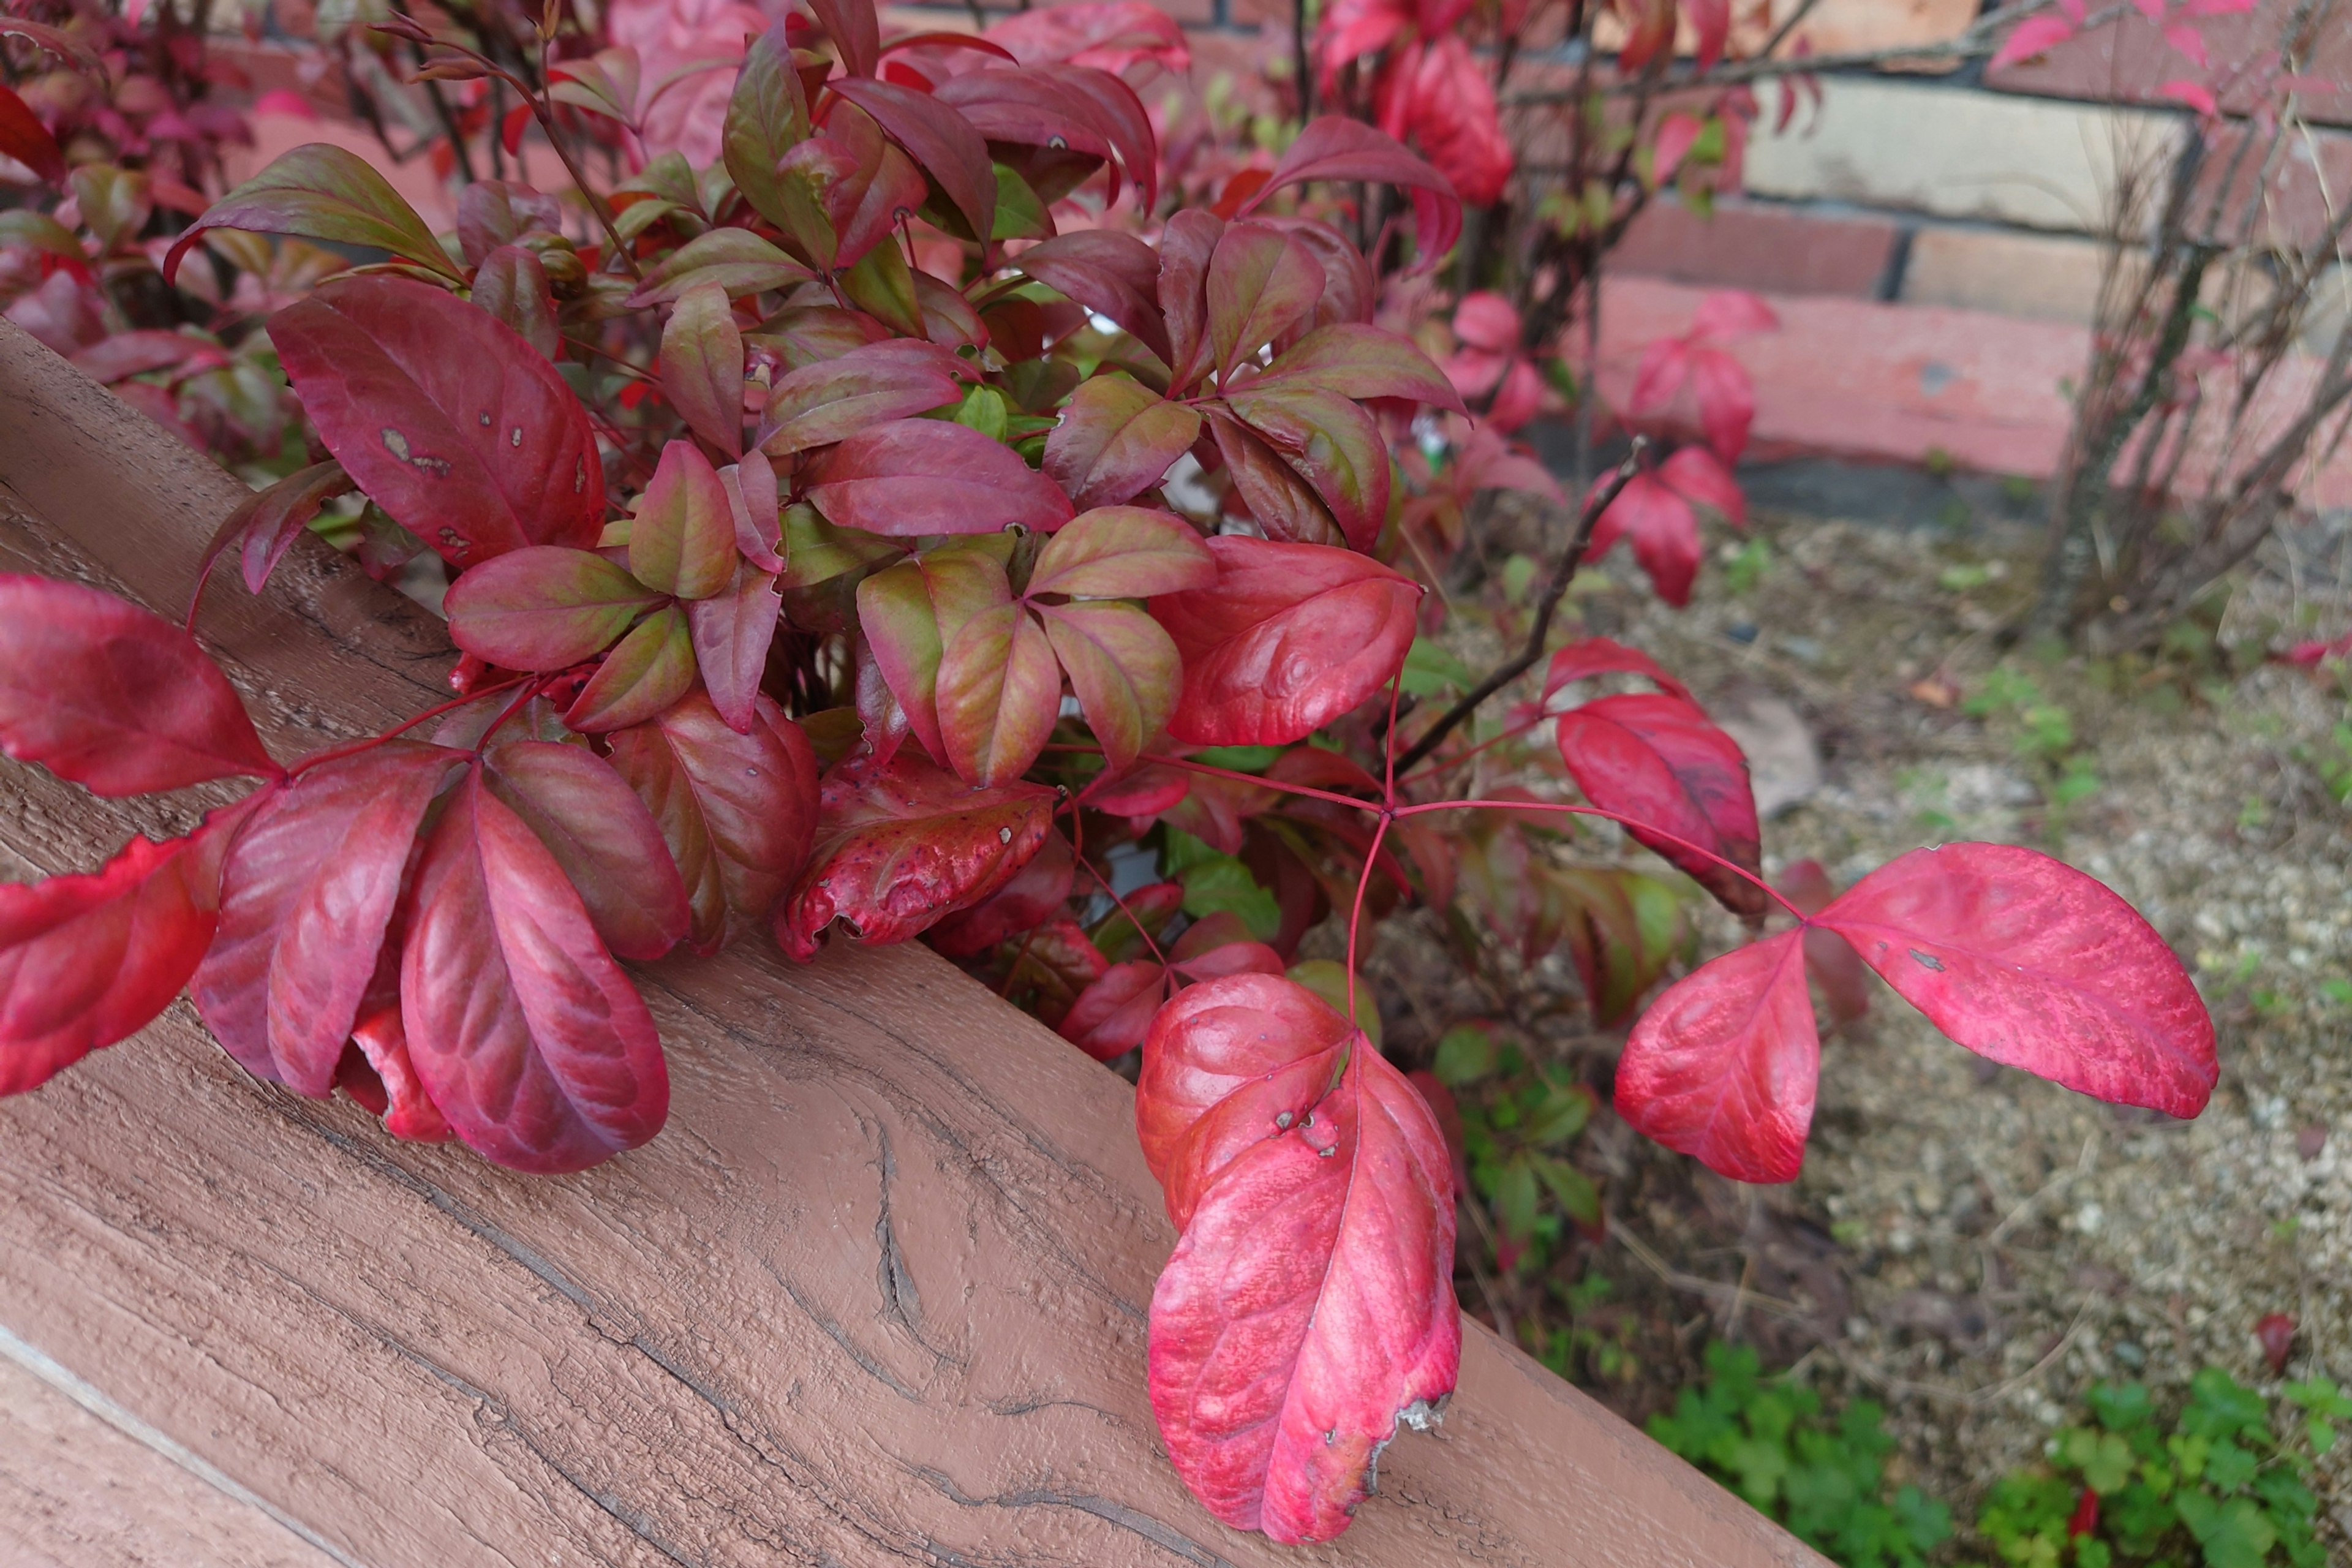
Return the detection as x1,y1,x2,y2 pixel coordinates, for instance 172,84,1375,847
1240,115,1461,266
1250,322,1465,413
192,745,457,1094
1205,407,1345,548
1153,536,1420,746
608,693,818,951
401,770,668,1173
1223,384,1390,552
807,418,1075,535
443,546,666,672
472,244,560,360
483,741,690,961
0,805,244,1096
1541,635,1694,703
1060,959,1167,1060
810,0,881,77
1815,844,2218,1117
192,459,355,601
1144,976,1458,1542
455,180,562,266
2255,1312,2296,1376
778,748,1055,959
1618,929,1818,1184
270,276,604,567
1158,209,1223,390
1555,692,1764,917
0,82,65,184
1037,63,1160,214
756,339,971,456
687,562,782,734
1011,228,1172,364
1207,221,1325,382
827,77,995,245
1777,859,1870,1025
0,573,279,796
1042,375,1203,508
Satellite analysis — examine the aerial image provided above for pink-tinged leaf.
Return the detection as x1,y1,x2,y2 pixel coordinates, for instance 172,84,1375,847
1206,409,1346,548
1146,999,1458,1540
807,418,1076,536
1588,471,1702,606
687,563,782,734
1154,535,1420,746
1158,209,1224,391
1013,228,1172,364
1208,221,1325,383
1254,216,1376,335
1061,960,1169,1060
165,143,459,284
1243,115,1462,265
0,573,278,795
1043,375,1204,508
721,454,785,574
927,827,1074,957
1815,843,2217,1117
2159,79,2221,117
1027,505,1216,598
1659,443,1746,526
1452,292,1519,354
810,0,882,76
471,244,560,360
1615,930,1818,1184
778,748,1055,959
1777,859,1870,1025
270,276,603,567
627,227,816,307
2162,21,2209,68
0,82,65,184
1991,14,2077,71
483,741,690,961
935,570,1062,786
1687,0,1731,70
1251,322,1466,413
1555,692,1764,917
444,546,665,671
455,180,562,266
1224,384,1390,552
630,439,737,600
342,1008,453,1142
2256,1312,2296,1376
857,557,954,763
984,1,1190,75
1037,63,1161,214
401,770,667,1174
756,339,970,456
659,282,746,459
608,693,819,951
193,745,456,1093
192,460,355,605
1484,359,1544,433
1627,337,1690,415
826,77,996,244
1038,599,1180,773
1651,111,1705,184
70,330,220,385
723,25,813,233
1685,349,1756,465
1689,290,1779,342
932,66,1124,208
564,606,697,733
1542,635,1693,703
0,807,244,1096
1381,37,1514,206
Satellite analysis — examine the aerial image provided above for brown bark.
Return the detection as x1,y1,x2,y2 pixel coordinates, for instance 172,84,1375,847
0,318,1824,1568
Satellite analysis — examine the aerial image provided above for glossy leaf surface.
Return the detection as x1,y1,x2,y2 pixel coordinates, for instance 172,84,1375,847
630,439,737,600
807,419,1075,536
1042,375,1202,508
483,741,691,961
1555,692,1764,917
443,547,665,671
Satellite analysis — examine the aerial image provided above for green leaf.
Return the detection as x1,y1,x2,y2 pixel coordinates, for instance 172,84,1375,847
1400,635,1477,696
2176,1490,2276,1568
1163,829,1279,941
722,24,810,232
1432,1022,1497,1086
1532,1154,1599,1227
1494,1153,1537,1243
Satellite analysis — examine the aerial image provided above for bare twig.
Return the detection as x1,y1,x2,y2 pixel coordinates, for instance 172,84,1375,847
1392,440,1646,775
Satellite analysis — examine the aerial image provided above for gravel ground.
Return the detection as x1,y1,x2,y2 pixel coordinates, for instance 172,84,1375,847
1368,493,2352,1548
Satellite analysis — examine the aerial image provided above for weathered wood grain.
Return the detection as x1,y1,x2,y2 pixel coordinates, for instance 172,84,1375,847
0,318,1825,1568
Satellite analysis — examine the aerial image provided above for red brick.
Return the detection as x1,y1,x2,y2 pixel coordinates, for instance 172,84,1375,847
1988,2,2352,128
1610,198,1899,299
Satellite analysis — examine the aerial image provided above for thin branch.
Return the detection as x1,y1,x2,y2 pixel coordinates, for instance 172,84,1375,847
1391,441,1645,774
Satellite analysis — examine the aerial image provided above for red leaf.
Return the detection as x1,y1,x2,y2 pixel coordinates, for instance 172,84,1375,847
756,339,970,456
983,1,1190,76
192,744,457,1094
1153,537,1420,745
0,573,279,796
2255,1311,2296,1376
1689,290,1779,342
0,807,243,1096
1452,292,1519,353
1686,349,1756,465
1042,375,1203,508
1144,978,1458,1542
1224,385,1390,552
1814,844,2217,1117
932,66,1133,212
1251,322,1466,413
1777,859,1870,1025
472,244,560,360
1011,229,1172,364
927,827,1074,956
807,418,1076,535
193,459,355,601
687,562,782,734
1628,336,1689,416
0,81,65,184
1615,930,1819,1185
2065,1488,2100,1540
342,1007,453,1142
1158,209,1223,390
658,282,746,459
270,276,604,567
1026,505,1216,598
777,748,1055,959
1588,471,1702,606
1241,115,1461,265
1555,692,1764,916
483,741,690,961
1382,37,1513,208
810,0,881,76
1207,221,1325,383
1036,63,1161,215
443,546,666,672
1615,0,1676,69
1061,959,1168,1060
1687,0,1731,70
1542,635,1694,703
630,439,737,600
1205,409,1345,548
1991,14,2076,71
827,76,997,245
401,769,667,1173
1659,443,1746,526
2159,79,2220,118
608,693,819,951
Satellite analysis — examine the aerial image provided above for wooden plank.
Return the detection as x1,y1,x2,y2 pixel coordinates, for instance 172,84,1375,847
0,319,1825,1568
